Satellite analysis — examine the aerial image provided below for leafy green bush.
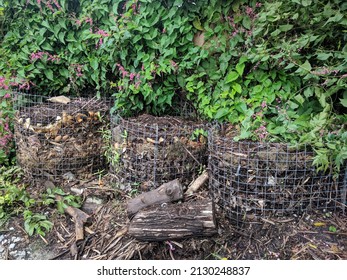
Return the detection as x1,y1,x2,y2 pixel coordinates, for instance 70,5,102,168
182,0,347,172
0,0,346,172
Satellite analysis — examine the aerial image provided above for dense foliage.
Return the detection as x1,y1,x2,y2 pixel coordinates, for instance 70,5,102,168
0,0,346,172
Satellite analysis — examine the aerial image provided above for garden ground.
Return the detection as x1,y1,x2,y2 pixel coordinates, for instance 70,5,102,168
1,176,346,260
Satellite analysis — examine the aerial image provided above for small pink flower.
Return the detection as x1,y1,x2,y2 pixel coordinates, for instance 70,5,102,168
85,17,93,25
53,0,62,10
129,72,136,81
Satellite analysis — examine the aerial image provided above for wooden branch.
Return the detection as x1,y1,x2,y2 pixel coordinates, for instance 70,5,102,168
128,199,217,241
56,195,90,241
127,179,183,218
185,170,209,196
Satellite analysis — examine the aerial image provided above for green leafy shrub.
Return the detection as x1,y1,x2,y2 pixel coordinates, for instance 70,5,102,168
182,0,347,173
0,0,346,172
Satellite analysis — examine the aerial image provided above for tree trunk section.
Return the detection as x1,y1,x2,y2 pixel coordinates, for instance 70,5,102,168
128,199,217,241
127,179,183,218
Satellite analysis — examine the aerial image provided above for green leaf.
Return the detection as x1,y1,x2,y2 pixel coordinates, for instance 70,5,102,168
41,20,51,30
193,18,204,31
304,87,313,98
340,98,347,108
177,76,185,87
232,83,242,93
226,71,239,83
44,69,53,80
301,0,312,7
329,226,337,232
325,12,344,25
59,68,69,78
269,126,286,134
279,24,293,32
90,58,99,70
316,53,332,60
242,16,251,30
215,108,229,120
236,63,245,76
294,94,305,105
300,60,312,72
58,31,65,44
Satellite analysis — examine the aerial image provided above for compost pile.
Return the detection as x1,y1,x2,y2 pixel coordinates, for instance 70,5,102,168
209,130,346,225
14,97,109,181
111,114,207,190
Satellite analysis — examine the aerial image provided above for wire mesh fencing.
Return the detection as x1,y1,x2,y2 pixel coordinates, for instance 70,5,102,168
110,114,208,191
13,92,110,182
208,129,346,227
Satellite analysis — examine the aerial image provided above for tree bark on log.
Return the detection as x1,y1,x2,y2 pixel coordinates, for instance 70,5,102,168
127,179,183,218
128,199,217,241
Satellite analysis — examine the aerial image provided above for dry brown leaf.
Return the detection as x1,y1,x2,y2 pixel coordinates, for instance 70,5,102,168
193,32,205,47
48,96,71,104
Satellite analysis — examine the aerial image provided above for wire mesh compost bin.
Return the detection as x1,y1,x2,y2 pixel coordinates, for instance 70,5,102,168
14,93,110,181
110,114,208,191
208,129,346,227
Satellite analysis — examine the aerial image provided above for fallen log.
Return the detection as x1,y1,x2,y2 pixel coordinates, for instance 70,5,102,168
127,179,183,218
128,199,217,241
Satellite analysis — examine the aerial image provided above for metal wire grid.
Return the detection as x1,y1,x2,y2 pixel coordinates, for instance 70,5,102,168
110,114,208,190
208,132,346,227
13,92,110,181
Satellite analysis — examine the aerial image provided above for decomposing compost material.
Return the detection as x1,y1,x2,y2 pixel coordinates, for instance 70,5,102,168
110,114,208,190
14,94,110,181
208,128,346,227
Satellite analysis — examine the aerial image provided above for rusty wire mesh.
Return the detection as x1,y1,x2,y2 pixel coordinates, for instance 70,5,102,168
208,129,347,227
13,92,110,182
110,114,208,191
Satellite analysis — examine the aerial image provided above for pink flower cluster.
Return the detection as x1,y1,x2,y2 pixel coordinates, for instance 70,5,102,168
227,4,261,38
0,117,12,150
255,122,268,140
70,63,84,78
0,76,9,90
76,17,93,27
18,81,36,90
95,29,110,48
170,60,179,71
116,63,141,90
36,0,62,13
30,51,60,63
0,76,35,90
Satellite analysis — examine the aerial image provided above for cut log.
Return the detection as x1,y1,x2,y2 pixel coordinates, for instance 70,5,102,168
127,179,183,218
128,199,217,241
185,170,208,196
